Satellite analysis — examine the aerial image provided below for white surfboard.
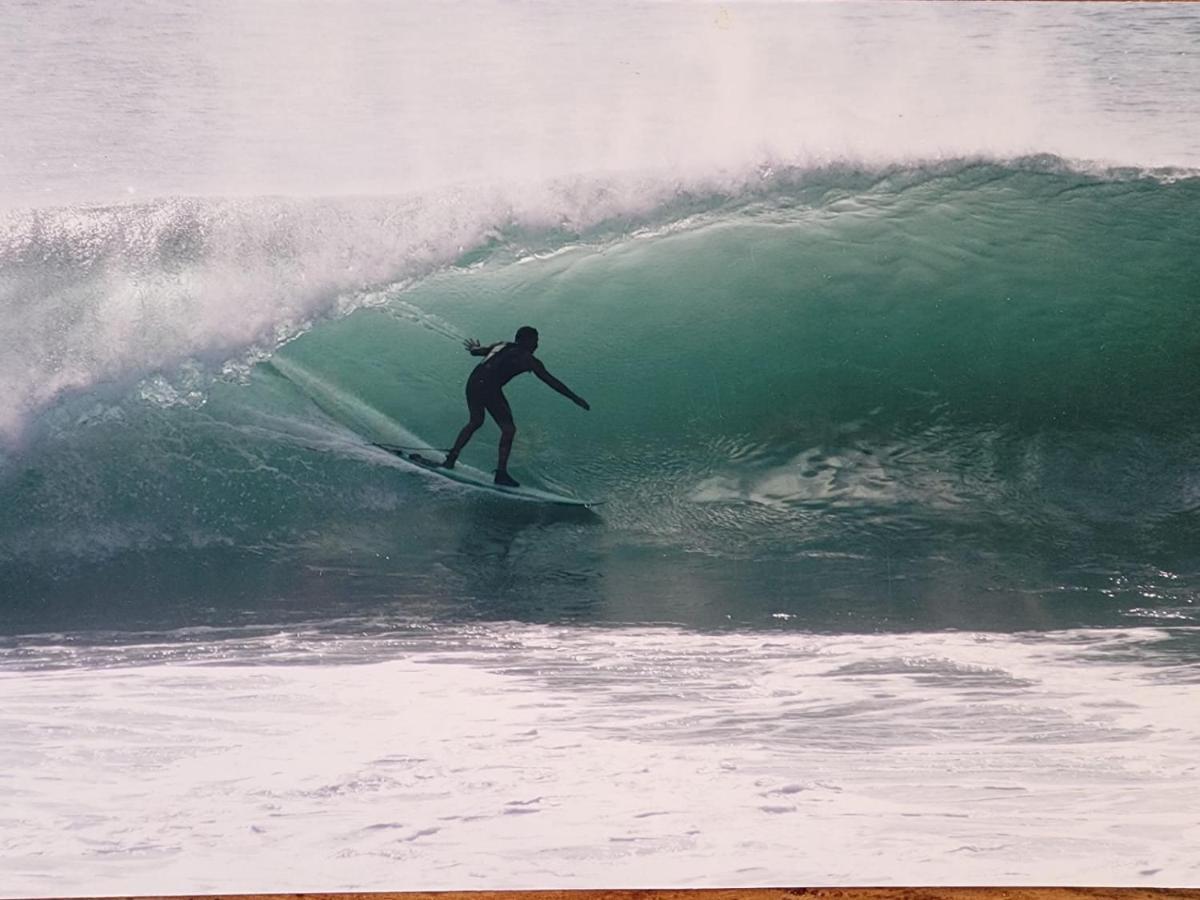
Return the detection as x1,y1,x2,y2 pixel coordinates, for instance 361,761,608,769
372,443,599,507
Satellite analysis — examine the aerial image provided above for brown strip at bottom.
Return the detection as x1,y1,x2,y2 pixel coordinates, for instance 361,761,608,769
31,887,1200,900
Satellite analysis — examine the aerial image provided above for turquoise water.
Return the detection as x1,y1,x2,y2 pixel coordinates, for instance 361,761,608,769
3,160,1198,633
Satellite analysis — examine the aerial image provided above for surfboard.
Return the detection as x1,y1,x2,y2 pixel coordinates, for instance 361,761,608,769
372,443,600,507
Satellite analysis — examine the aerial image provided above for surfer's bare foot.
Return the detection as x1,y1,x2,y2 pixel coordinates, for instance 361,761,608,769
494,470,519,487
442,453,458,469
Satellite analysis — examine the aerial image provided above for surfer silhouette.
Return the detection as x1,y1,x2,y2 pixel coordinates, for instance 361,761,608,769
442,326,589,487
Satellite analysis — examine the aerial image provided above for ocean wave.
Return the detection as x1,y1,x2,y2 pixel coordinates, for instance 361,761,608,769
3,156,1196,443
1,158,1198,629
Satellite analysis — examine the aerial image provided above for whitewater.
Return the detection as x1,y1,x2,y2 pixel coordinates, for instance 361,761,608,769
1,0,1199,895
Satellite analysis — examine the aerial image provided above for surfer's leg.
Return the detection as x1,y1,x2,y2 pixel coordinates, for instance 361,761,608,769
445,388,486,468
486,392,519,487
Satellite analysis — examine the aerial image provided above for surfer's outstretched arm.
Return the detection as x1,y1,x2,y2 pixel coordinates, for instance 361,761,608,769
535,365,590,410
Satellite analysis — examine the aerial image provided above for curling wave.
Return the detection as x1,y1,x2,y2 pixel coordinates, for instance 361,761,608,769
2,159,1198,632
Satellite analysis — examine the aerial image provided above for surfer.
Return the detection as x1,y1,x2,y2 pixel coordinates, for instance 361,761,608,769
442,326,589,486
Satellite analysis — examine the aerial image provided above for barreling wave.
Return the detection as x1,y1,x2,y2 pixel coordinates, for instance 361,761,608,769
2,157,1198,633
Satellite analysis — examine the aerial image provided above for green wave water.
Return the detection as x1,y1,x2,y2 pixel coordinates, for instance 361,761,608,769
2,161,1199,633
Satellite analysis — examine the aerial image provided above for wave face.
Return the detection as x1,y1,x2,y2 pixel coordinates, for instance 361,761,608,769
2,161,1199,633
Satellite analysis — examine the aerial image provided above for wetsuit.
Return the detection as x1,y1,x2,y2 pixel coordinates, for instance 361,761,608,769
465,342,545,428
444,335,586,485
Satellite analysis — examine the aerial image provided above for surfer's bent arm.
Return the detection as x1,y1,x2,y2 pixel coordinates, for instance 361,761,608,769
464,339,498,356
534,362,590,410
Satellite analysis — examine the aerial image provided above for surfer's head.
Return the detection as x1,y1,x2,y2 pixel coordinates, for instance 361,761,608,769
515,326,539,350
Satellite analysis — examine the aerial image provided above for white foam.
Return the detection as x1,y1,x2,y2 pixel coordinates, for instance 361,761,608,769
2,623,1198,893
4,1,1197,208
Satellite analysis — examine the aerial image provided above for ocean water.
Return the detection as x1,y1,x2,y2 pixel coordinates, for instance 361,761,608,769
2,0,1200,894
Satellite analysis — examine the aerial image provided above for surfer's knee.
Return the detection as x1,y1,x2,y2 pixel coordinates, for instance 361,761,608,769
500,422,516,439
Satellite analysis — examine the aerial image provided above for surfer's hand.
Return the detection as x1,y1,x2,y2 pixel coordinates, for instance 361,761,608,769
574,396,590,411
463,338,481,353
